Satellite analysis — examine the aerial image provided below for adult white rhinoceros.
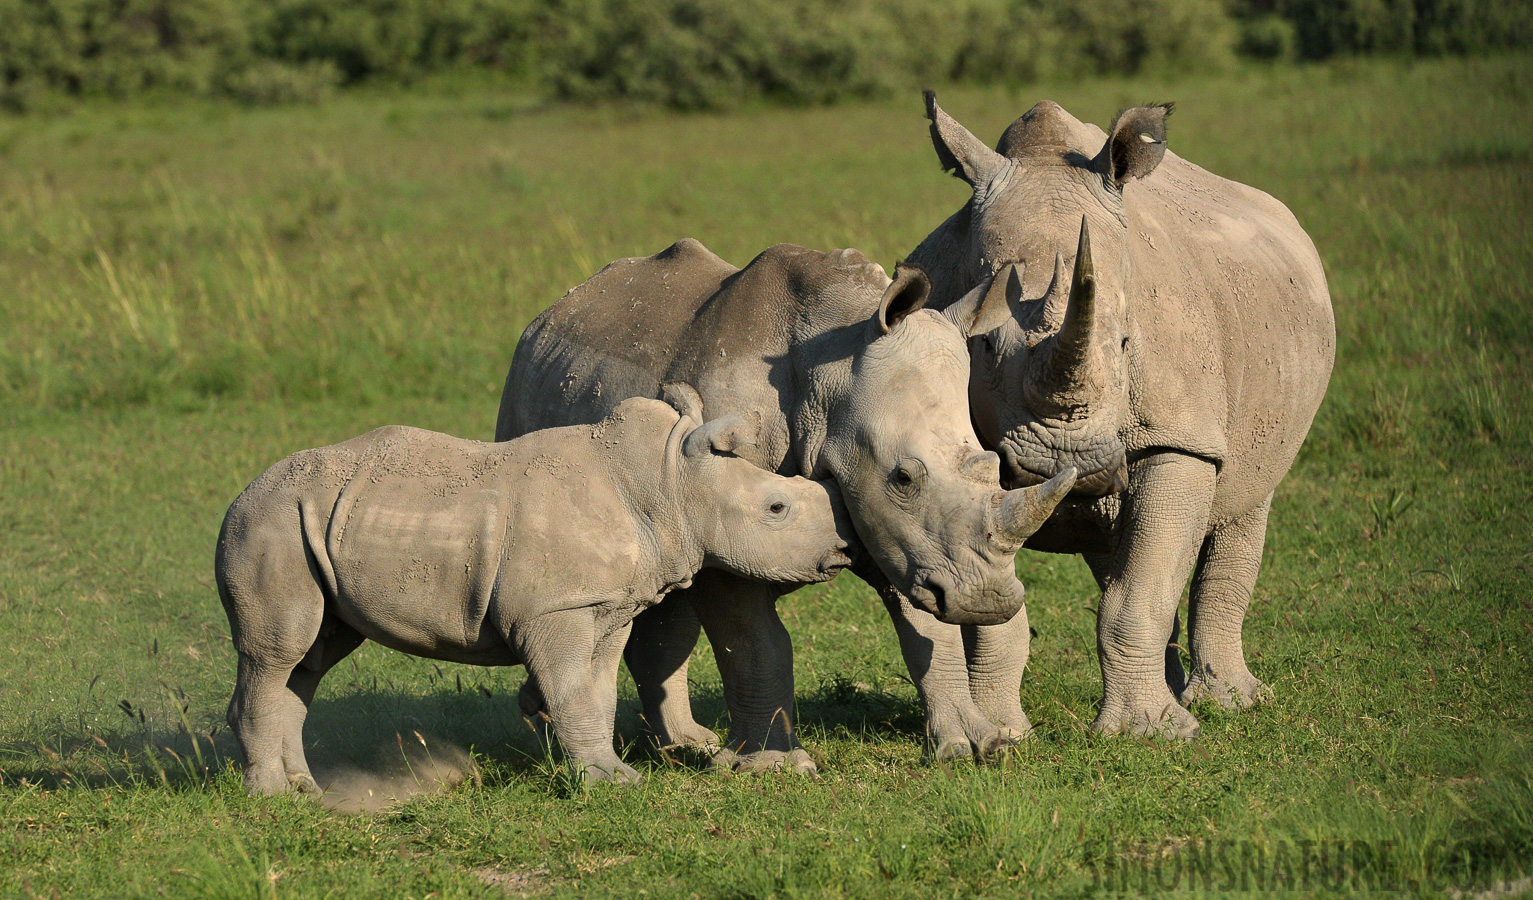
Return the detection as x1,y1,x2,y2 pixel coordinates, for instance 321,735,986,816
902,94,1335,738
497,240,1074,771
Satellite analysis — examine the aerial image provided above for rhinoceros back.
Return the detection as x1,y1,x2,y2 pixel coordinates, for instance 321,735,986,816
497,239,738,441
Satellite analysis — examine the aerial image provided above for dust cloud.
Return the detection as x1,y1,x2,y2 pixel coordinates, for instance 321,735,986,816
310,731,480,814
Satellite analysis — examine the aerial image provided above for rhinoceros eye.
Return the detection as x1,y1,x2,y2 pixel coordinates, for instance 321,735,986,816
890,458,927,498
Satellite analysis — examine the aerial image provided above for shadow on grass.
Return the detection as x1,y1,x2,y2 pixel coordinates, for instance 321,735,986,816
0,673,931,801
794,675,927,742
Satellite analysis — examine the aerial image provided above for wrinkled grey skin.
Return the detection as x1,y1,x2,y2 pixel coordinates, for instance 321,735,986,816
216,392,852,793
497,240,1074,772
905,94,1336,738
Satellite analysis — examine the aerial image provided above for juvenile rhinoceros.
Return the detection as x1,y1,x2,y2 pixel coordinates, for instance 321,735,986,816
216,390,852,792
498,240,1075,771
902,94,1335,738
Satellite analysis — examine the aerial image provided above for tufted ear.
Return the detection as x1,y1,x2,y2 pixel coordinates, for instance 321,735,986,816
878,262,931,333
925,90,1009,189
682,414,759,458
942,266,1018,337
1096,103,1173,188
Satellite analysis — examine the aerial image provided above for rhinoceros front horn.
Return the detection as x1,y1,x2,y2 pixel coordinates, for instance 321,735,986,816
992,467,1078,551
1032,216,1102,410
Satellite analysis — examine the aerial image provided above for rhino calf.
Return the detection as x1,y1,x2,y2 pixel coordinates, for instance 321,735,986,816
215,390,851,792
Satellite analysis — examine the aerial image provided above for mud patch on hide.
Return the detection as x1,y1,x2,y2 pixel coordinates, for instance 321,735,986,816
311,731,479,814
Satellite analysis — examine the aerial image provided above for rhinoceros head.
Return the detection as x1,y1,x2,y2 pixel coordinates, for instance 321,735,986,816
922,93,1173,496
660,386,855,586
812,266,1077,625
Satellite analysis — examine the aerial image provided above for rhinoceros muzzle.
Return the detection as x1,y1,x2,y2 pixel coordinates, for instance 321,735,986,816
999,441,1126,497
909,569,1027,626
816,543,854,579
907,570,952,619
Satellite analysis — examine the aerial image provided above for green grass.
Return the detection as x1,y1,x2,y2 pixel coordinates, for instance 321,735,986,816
2,55,1531,897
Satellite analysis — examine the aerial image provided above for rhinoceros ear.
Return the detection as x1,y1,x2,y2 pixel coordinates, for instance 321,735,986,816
878,262,932,334
942,265,1019,337
683,414,759,458
661,382,705,425
925,90,1008,189
1098,103,1173,188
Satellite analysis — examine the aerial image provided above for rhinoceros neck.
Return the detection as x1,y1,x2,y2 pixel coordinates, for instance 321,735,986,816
906,204,975,310
589,411,707,592
669,248,884,481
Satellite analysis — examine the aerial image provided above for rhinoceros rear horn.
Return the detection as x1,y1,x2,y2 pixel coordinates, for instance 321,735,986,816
878,262,931,333
993,467,1078,550
942,264,1020,338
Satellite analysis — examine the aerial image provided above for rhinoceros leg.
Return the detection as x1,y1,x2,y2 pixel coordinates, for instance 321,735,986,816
867,565,1019,761
522,610,639,784
280,619,366,790
1083,557,1188,699
222,522,351,796
1089,452,1214,740
229,653,312,795
623,593,721,753
962,615,1033,743
1181,493,1274,709
689,570,813,775
228,618,363,796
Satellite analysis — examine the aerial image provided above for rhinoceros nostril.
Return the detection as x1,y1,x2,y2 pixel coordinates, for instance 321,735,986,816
908,580,944,618
921,574,951,617
819,545,852,574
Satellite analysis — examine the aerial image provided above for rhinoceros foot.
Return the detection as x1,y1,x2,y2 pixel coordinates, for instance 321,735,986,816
1181,664,1273,711
712,746,818,777
241,761,319,796
922,693,1034,764
582,760,642,785
1091,694,1201,741
970,724,1036,765
647,721,722,758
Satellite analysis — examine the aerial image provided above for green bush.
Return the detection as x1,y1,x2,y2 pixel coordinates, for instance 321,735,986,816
537,0,905,110
1059,0,1237,74
1233,0,1533,59
0,0,250,98
253,0,539,82
220,58,340,105
0,0,1527,111
1239,14,1297,60
537,0,1242,110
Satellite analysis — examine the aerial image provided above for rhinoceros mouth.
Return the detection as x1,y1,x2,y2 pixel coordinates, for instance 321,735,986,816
815,545,854,580
998,442,1126,497
907,572,949,619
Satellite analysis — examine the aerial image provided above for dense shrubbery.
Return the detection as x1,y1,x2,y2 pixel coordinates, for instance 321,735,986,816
540,0,1239,108
1232,0,1533,60
0,0,1527,110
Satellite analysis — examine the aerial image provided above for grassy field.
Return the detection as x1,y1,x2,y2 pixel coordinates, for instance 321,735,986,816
2,55,1531,898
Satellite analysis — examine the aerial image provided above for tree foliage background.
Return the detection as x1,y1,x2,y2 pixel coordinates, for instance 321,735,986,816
0,0,1528,110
